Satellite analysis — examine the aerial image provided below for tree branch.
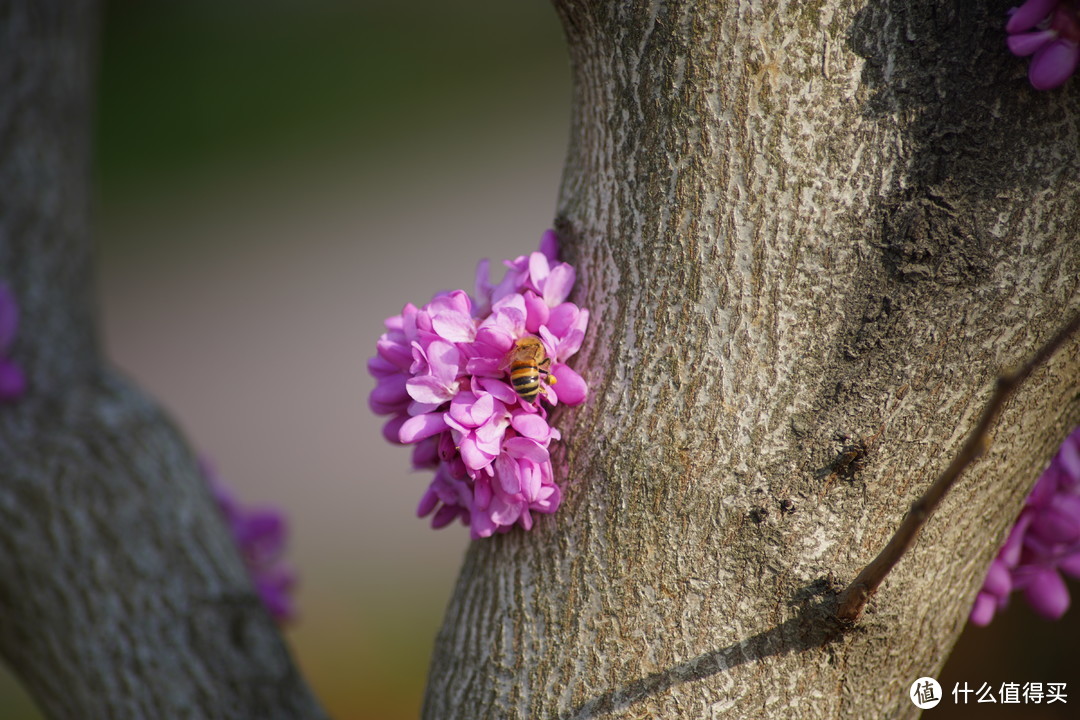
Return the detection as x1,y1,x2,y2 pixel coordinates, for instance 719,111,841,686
425,2,1080,717
836,313,1080,622
0,2,329,717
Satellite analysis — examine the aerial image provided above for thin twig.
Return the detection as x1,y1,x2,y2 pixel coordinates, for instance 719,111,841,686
835,314,1080,623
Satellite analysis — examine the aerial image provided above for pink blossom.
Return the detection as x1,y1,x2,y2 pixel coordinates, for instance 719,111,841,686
971,427,1080,625
202,459,297,623
1006,0,1080,90
370,232,589,538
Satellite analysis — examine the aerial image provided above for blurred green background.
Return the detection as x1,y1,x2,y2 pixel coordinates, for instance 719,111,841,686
0,0,1077,717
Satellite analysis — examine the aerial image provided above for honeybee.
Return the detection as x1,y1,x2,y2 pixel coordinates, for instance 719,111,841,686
506,336,557,403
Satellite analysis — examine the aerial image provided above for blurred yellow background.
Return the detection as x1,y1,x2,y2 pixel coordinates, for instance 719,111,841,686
0,1,1076,718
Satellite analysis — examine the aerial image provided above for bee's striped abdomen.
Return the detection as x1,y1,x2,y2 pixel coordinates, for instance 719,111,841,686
510,362,541,402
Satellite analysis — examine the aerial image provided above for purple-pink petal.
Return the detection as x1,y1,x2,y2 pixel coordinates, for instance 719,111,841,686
412,309,433,335
428,289,471,315
381,415,408,445
539,229,559,261
430,470,463,505
478,377,520,404
487,297,528,339
475,325,516,355
438,431,458,462
474,475,493,510
518,507,534,531
488,492,524,526
504,436,550,463
368,353,402,378
452,391,496,427
417,486,440,517
1007,0,1059,34
551,364,588,405
493,291,527,315
1008,28,1059,56
546,302,580,337
432,311,476,342
1029,466,1062,506
1059,551,1080,578
542,263,576,307
369,376,410,414
254,567,296,622
399,412,449,443
519,460,542,501
1024,567,1071,619
1030,39,1080,89
376,337,413,369
470,507,497,538
542,383,560,407
524,291,550,333
1000,510,1035,567
969,592,998,626
412,437,440,469
474,431,506,458
427,341,462,381
1048,491,1080,523
459,436,494,471
983,558,1013,597
511,412,551,441
442,411,468,435
538,326,561,357
558,329,587,360
432,504,462,528
1030,504,1080,544
528,251,551,288
406,374,456,405
465,355,505,377
496,454,522,494
532,482,561,513
0,360,26,402
571,307,590,337
237,510,288,563
1060,434,1080,482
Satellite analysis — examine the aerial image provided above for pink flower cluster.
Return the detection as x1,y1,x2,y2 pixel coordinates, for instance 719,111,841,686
1007,0,1080,90
369,231,589,538
202,459,296,623
0,284,26,402
971,426,1080,625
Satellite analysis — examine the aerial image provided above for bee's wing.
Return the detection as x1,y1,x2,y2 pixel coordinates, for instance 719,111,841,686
497,347,516,372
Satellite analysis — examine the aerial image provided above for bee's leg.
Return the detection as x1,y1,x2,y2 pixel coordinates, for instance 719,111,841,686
539,358,557,384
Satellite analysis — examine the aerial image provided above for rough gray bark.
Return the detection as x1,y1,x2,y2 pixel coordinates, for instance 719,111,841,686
0,3,329,718
423,2,1080,719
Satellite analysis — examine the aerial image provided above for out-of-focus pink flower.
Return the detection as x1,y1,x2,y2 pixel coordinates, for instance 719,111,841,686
971,427,1080,625
0,284,26,403
1006,0,1080,90
369,231,590,538
202,459,297,623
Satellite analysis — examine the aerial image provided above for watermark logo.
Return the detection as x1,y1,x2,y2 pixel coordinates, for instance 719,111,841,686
911,677,943,709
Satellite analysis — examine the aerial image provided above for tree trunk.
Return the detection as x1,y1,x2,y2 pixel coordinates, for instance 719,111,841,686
0,3,328,718
423,2,1080,718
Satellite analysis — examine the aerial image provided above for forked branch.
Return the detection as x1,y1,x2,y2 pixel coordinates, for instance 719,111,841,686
835,314,1080,622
